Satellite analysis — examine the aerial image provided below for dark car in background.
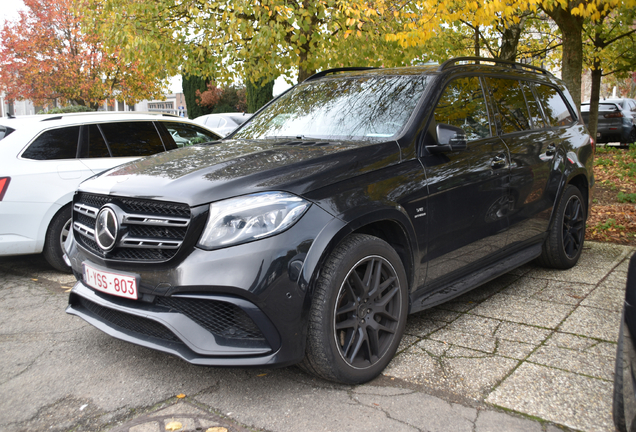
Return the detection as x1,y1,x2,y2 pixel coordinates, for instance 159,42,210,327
581,98,636,147
64,58,594,384
614,253,636,432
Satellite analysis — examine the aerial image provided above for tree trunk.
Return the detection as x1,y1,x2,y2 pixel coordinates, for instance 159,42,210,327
474,27,480,57
543,3,584,110
297,1,317,84
588,61,602,141
499,18,526,62
297,33,316,82
298,54,315,83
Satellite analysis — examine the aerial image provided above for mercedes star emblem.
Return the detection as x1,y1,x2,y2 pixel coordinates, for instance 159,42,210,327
95,207,118,251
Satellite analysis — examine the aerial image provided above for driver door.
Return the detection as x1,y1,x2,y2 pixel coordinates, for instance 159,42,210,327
419,75,511,293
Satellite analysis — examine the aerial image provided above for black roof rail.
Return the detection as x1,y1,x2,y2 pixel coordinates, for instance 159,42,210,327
304,67,378,82
437,57,552,76
40,116,63,121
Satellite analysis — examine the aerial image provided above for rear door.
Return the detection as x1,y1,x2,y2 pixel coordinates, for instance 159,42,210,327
483,77,559,246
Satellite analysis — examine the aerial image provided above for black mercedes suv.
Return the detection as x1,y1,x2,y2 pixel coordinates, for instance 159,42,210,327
65,57,594,384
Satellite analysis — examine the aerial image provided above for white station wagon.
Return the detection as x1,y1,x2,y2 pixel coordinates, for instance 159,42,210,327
0,112,221,272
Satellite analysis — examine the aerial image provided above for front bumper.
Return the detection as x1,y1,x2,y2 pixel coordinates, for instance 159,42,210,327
66,203,342,367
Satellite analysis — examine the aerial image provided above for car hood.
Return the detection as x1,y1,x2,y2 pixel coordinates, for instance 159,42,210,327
77,138,401,207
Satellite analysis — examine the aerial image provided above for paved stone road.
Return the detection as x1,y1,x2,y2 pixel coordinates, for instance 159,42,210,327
0,241,633,432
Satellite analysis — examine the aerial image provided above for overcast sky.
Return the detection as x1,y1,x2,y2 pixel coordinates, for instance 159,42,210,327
1,0,26,25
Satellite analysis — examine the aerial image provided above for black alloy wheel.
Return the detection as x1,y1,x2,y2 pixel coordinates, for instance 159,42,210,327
301,234,407,384
537,185,586,269
334,255,402,369
561,192,585,260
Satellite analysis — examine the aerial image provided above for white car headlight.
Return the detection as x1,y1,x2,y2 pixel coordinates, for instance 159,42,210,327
197,192,311,250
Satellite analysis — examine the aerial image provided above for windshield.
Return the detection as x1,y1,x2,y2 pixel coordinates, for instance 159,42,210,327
234,74,429,141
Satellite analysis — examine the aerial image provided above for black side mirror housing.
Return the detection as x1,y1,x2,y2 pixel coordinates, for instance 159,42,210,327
427,124,468,153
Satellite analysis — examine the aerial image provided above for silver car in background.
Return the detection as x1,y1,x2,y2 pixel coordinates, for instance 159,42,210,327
193,112,253,136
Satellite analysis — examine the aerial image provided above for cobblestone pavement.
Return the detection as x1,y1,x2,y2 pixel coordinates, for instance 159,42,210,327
0,241,633,432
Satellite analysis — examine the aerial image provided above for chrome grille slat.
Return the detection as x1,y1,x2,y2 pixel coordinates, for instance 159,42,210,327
120,237,182,249
73,221,95,238
72,193,191,262
122,214,189,227
73,203,99,218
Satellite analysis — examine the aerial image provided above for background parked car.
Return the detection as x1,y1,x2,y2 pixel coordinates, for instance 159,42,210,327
614,252,636,432
0,112,221,272
192,112,253,136
581,98,636,148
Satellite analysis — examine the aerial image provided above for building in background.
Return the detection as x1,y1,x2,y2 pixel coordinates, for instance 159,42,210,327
134,93,187,117
1,93,36,116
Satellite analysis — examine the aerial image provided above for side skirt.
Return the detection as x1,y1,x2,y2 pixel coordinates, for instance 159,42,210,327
410,243,542,314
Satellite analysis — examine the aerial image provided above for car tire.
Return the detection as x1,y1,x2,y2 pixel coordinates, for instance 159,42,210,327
536,185,586,269
301,234,408,384
614,313,628,432
43,205,72,273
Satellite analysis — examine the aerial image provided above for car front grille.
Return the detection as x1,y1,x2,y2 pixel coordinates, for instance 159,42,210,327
79,297,182,343
77,295,268,348
155,297,266,341
72,192,191,262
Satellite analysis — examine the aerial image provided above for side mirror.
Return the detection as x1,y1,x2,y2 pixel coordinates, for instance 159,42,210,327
427,124,468,153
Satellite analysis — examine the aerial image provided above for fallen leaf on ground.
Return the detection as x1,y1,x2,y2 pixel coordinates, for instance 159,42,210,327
165,421,183,431
206,428,228,432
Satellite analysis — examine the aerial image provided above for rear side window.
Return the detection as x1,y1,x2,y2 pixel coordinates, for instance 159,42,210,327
22,126,80,160
485,77,532,134
533,84,574,127
434,76,491,141
99,122,165,157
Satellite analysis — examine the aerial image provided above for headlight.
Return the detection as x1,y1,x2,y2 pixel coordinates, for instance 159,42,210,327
197,192,311,250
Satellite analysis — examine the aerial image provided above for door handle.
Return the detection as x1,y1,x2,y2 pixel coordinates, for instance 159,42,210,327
491,154,507,170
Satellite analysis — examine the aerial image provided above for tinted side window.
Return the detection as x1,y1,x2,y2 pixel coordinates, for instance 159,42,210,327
533,84,574,127
22,126,79,160
485,77,531,134
87,124,111,158
163,122,221,147
521,82,546,129
99,122,165,157
434,76,491,141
